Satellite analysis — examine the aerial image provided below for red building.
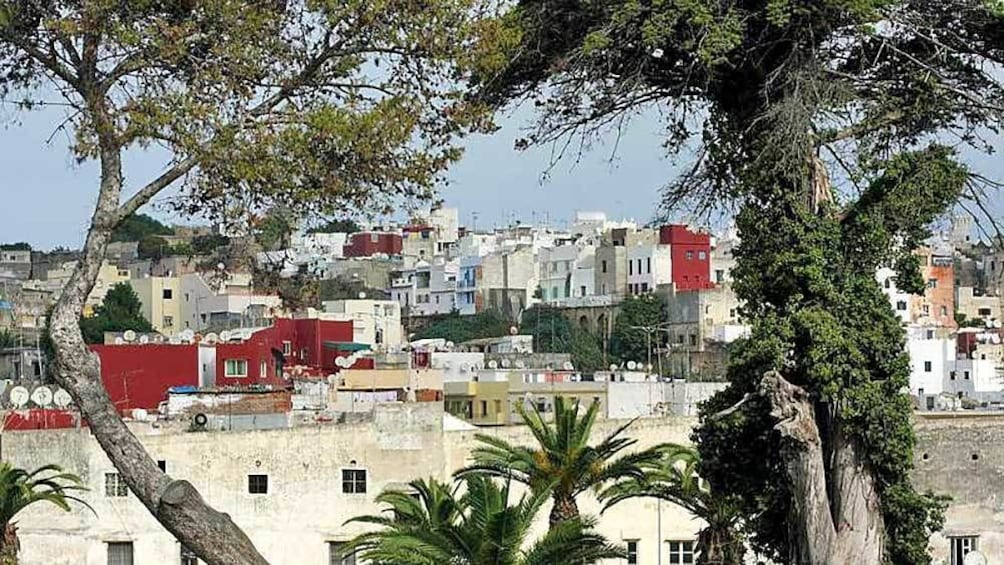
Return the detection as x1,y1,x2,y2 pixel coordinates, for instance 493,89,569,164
342,231,403,257
659,225,713,291
91,318,358,414
92,344,199,412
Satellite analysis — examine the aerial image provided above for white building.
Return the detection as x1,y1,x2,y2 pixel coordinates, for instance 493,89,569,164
7,405,704,565
179,273,284,332
389,259,458,317
320,299,404,348
626,243,671,296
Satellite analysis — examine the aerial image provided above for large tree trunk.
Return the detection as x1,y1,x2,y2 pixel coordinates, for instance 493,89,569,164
697,523,742,565
759,372,884,565
47,125,269,564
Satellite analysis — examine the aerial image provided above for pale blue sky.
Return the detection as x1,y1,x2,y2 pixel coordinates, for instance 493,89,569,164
0,103,678,250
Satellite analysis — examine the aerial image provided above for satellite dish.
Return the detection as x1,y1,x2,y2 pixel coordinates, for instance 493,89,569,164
964,551,987,565
193,333,203,344
30,386,53,407
53,389,72,408
219,330,232,342
501,359,511,368
139,334,150,345
515,360,526,369
442,360,452,369
563,361,574,371
114,337,125,345
488,360,498,369
627,361,637,370
180,329,195,342
132,408,149,421
445,341,455,349
204,332,218,344
509,326,518,335
335,356,348,368
647,363,654,372
9,386,29,407
153,334,165,344
169,336,182,345
459,364,469,372
609,364,618,371
123,330,137,342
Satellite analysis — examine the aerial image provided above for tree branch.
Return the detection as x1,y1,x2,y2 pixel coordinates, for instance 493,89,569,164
117,157,199,220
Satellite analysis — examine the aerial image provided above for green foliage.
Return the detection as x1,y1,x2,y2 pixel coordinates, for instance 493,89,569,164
306,218,360,235
137,235,169,260
600,444,745,565
457,397,658,527
0,330,13,349
255,208,297,252
344,475,624,565
0,242,30,251
111,214,173,243
79,283,153,344
0,462,92,561
413,310,511,343
318,278,388,302
520,306,604,372
472,0,1004,560
609,294,667,365
191,234,230,255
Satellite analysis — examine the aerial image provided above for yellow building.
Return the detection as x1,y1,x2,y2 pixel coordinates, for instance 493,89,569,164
82,261,131,317
129,276,182,335
444,381,510,426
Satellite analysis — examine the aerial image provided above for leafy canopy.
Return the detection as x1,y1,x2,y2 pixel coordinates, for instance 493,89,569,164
413,310,512,343
345,475,624,565
111,214,173,243
520,305,604,372
79,282,153,344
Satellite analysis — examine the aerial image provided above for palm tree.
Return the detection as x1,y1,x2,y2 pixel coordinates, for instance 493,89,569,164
0,463,91,565
343,475,624,565
456,396,658,527
600,444,744,565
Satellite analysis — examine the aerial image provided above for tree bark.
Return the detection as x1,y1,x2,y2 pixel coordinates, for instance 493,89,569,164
759,372,884,565
47,105,269,564
1,522,18,565
549,492,580,529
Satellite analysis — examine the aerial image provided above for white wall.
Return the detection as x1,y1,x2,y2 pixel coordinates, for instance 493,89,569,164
908,334,955,395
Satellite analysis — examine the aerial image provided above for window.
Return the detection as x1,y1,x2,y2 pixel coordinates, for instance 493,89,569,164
637,259,642,274
698,251,707,260
884,278,891,289
342,469,367,494
896,300,907,311
247,474,269,494
180,545,198,565
686,250,694,260
646,257,651,274
965,371,971,380
629,260,633,275
927,278,938,289
626,540,638,564
602,260,608,273
260,360,268,378
926,330,934,339
979,308,992,316
924,361,932,373
107,542,134,565
716,270,725,283
641,282,649,293
225,359,248,377
163,316,174,328
163,288,173,299
330,542,358,565
950,536,979,565
157,460,167,472
923,305,930,315
105,473,128,497
282,341,292,356
184,292,190,302
480,400,488,417
729,308,737,319
689,334,698,346
940,306,948,317
580,285,587,296
667,540,695,564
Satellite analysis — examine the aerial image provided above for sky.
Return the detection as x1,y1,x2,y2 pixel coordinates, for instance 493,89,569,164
0,103,680,251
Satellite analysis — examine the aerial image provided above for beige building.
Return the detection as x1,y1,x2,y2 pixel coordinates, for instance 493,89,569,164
4,405,702,565
129,276,182,335
84,262,132,317
320,299,404,348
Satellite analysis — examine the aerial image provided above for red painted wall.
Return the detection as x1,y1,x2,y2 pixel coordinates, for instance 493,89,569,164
92,344,199,412
4,409,82,430
659,225,713,291
214,318,355,385
343,232,403,257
